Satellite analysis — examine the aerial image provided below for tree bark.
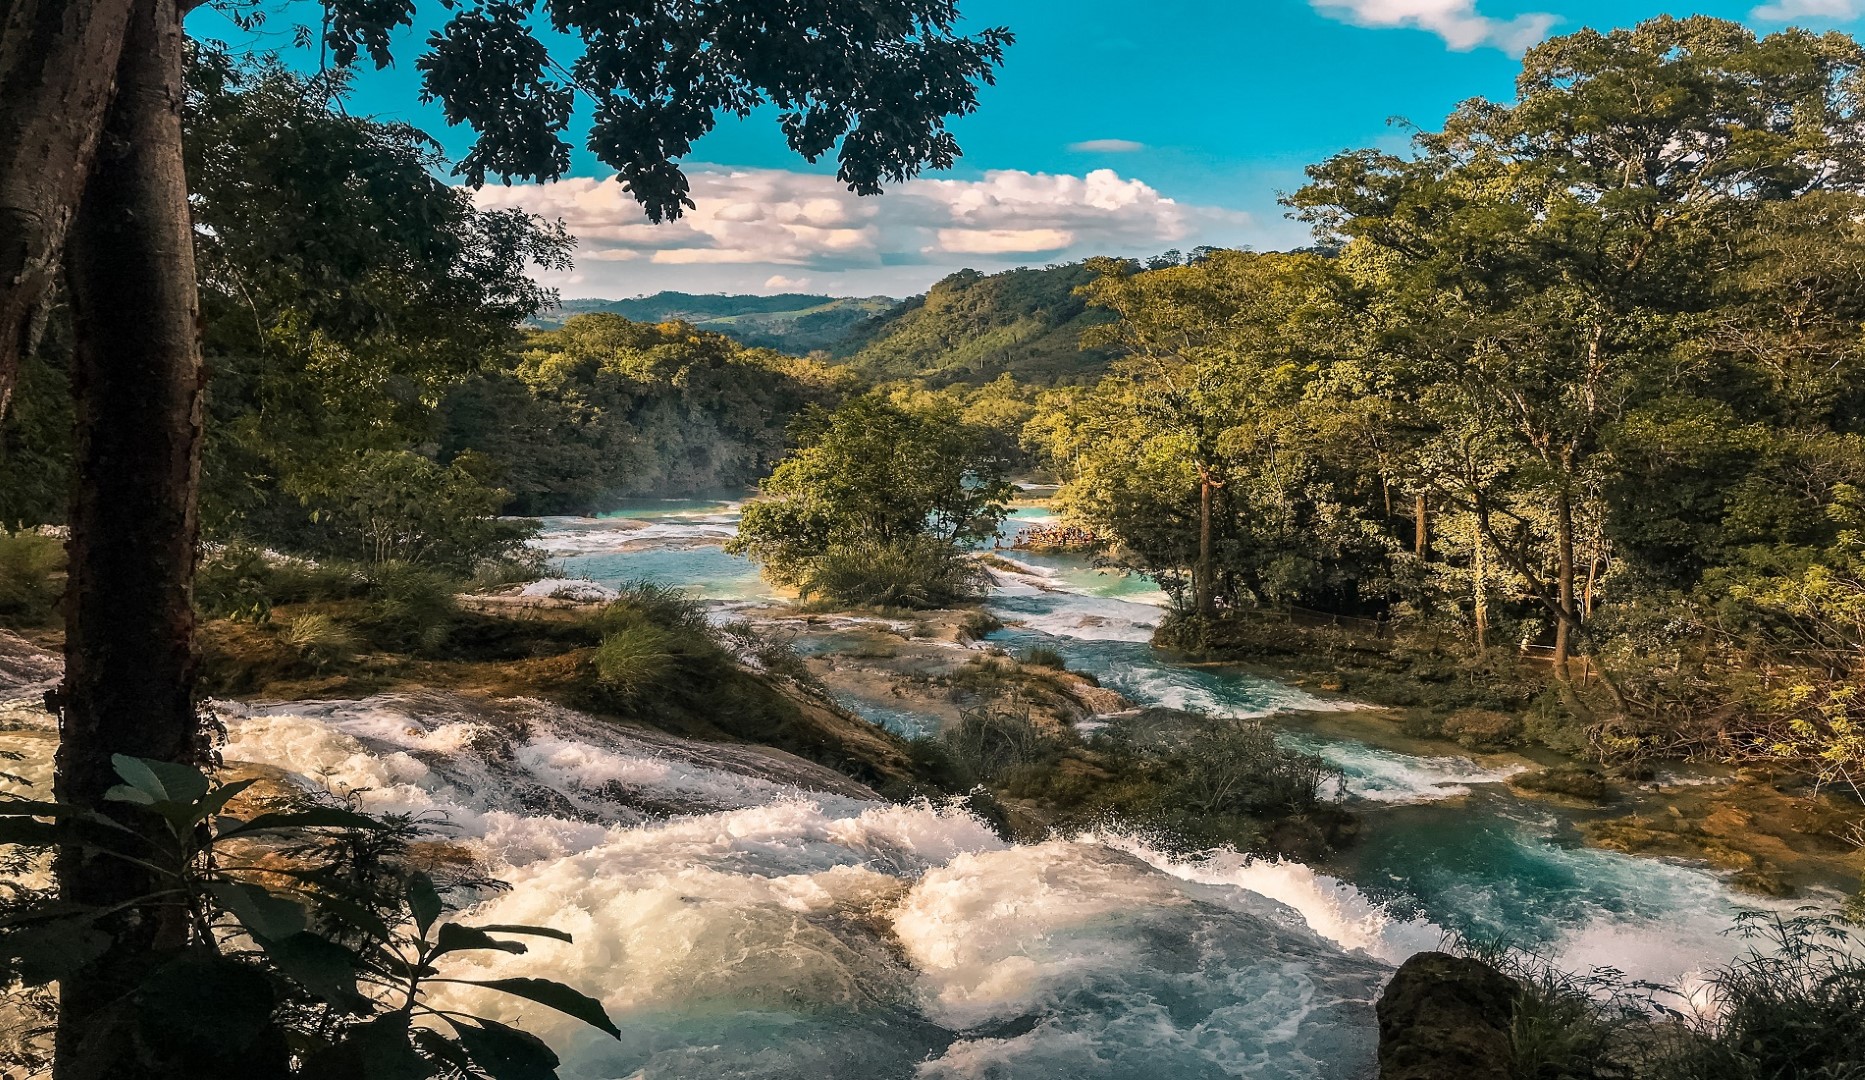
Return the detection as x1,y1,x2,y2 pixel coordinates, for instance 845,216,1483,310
0,0,137,418
53,0,205,1068
1195,469,1216,617
1472,533,1489,660
1551,486,1578,681
1414,493,1428,560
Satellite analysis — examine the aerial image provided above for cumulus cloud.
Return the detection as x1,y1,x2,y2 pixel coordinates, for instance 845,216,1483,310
764,274,812,290
473,165,1254,297
1311,0,1558,54
1068,139,1147,153
1751,0,1865,18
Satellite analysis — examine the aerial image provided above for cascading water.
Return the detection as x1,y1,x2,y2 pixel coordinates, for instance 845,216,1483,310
0,500,1821,1078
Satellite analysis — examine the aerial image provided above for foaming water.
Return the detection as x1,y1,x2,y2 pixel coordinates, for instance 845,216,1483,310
207,690,1392,1079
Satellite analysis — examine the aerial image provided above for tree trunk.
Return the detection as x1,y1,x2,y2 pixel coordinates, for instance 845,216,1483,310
1414,493,1428,560
1472,533,1489,661
1195,470,1216,617
1551,487,1578,682
53,0,204,1069
0,0,137,418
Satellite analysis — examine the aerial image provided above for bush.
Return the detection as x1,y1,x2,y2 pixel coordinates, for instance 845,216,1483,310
196,544,372,622
1448,914,1865,1080
958,609,1005,641
292,448,538,573
1100,710,1345,818
800,537,991,610
1651,913,1865,1080
588,581,713,638
279,612,359,669
941,703,1065,784
357,562,460,652
593,623,680,696
1021,646,1066,669
0,531,62,626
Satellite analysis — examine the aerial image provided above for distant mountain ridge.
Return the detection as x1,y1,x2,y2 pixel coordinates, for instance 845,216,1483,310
530,292,895,354
537,262,1126,385
831,263,1119,386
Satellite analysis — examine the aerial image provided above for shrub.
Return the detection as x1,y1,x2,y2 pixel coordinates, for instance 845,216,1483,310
0,531,62,627
0,756,616,1077
718,620,819,689
1021,646,1066,669
196,544,372,622
589,581,714,638
292,448,538,573
957,608,1004,641
1447,914,1865,1080
1650,913,1865,1080
279,612,359,669
940,702,1064,784
1164,717,1344,816
799,537,991,610
592,623,679,696
357,562,460,652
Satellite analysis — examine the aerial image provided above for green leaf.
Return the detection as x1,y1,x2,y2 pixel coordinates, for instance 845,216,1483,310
447,1017,560,1080
109,755,210,805
471,924,573,944
410,1027,476,1075
208,880,308,941
259,931,371,1013
199,778,258,817
434,921,527,957
409,871,443,936
218,806,390,837
300,1014,438,1080
133,951,277,1057
463,977,619,1038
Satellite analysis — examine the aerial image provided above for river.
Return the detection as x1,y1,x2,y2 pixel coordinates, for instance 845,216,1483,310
0,500,1810,1079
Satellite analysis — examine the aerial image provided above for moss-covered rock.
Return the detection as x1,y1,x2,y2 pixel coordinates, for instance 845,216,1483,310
1509,766,1616,804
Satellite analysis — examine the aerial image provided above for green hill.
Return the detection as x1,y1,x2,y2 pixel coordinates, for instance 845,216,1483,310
532,292,895,354
833,263,1121,386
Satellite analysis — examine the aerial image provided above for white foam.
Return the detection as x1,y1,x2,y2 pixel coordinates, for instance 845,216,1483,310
1100,836,1444,965
518,578,621,602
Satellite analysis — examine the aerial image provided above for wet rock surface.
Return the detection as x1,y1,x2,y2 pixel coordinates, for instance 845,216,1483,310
1376,951,1519,1080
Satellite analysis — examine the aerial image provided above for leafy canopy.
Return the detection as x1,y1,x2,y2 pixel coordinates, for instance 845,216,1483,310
728,394,1013,592
313,0,1011,217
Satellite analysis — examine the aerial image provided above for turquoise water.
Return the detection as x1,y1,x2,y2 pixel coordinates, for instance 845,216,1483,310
529,502,1798,990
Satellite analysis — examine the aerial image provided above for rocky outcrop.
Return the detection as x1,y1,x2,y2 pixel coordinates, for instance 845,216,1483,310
0,629,60,694
1376,951,1519,1080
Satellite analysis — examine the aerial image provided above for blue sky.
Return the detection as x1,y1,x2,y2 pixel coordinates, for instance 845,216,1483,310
190,0,1865,298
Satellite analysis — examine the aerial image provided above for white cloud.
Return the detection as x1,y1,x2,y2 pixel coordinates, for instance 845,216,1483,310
1068,139,1147,153
1751,0,1865,18
472,165,1255,297
1311,0,1558,54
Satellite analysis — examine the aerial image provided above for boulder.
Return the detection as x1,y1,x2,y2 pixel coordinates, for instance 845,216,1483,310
1376,951,1519,1080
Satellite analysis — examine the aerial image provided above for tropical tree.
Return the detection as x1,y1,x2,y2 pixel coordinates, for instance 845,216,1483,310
1292,15,1865,681
729,394,1014,606
1056,250,1360,615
